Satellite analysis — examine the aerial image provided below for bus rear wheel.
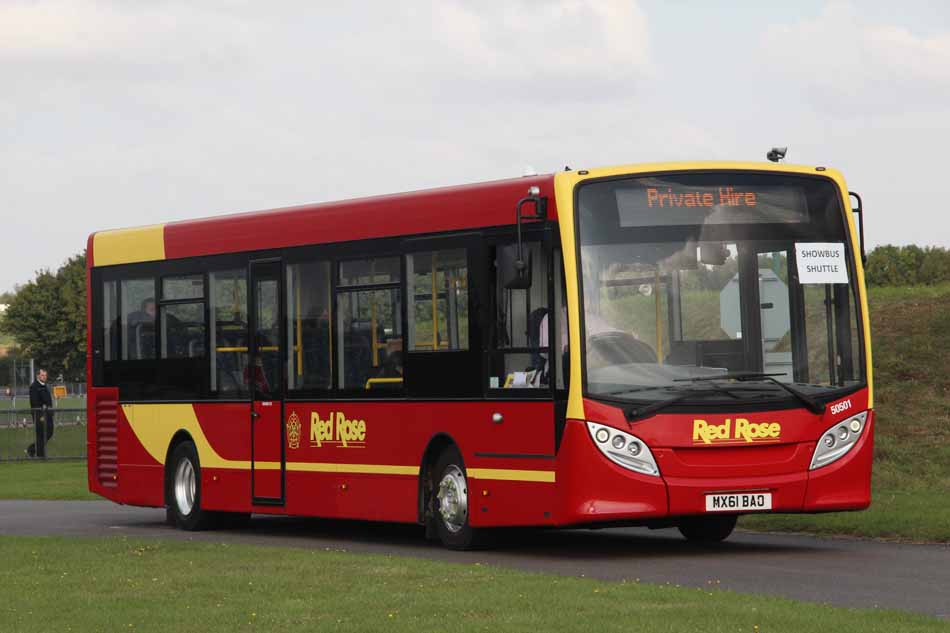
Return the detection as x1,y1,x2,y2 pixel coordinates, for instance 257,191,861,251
678,515,737,543
166,441,215,531
431,447,482,550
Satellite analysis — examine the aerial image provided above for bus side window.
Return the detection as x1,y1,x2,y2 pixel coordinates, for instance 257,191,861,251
406,249,468,352
336,257,403,391
286,261,332,391
489,242,550,390
120,278,156,360
160,275,206,360
102,280,119,362
210,269,248,396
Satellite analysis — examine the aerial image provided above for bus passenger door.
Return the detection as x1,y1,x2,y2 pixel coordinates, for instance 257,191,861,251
249,260,285,505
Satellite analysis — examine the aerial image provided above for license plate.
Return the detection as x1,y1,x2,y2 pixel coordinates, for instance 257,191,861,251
705,492,772,512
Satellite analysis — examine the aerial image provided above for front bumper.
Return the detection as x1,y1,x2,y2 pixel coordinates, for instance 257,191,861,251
553,413,874,525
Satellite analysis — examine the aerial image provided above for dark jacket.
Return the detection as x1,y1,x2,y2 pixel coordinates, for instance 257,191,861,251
29,380,52,410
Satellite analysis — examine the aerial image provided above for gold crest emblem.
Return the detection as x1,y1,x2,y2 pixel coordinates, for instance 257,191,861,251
287,410,302,450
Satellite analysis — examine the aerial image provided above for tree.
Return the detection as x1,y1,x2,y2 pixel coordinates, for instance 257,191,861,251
0,253,86,381
865,245,950,286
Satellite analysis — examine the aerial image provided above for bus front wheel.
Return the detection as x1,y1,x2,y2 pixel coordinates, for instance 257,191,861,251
432,447,482,550
166,441,215,531
677,515,737,543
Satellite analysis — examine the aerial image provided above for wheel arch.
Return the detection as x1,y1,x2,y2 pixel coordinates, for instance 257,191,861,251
417,432,462,525
163,430,196,506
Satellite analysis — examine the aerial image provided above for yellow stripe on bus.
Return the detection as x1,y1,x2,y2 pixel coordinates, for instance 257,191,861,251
247,462,418,476
288,463,419,476
123,404,552,482
467,468,556,483
122,404,421,476
123,403,243,469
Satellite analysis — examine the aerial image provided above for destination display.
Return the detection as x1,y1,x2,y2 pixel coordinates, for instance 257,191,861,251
615,176,810,228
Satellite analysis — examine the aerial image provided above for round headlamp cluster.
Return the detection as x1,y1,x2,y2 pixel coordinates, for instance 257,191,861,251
586,421,660,477
810,411,869,470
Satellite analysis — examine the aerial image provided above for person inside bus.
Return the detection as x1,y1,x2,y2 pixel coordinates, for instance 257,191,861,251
126,298,156,359
301,307,331,389
537,306,571,388
244,332,276,394
341,316,372,388
244,355,270,394
377,351,403,378
527,307,550,386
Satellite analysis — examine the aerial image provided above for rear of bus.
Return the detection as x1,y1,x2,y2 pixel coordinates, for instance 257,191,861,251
554,164,871,540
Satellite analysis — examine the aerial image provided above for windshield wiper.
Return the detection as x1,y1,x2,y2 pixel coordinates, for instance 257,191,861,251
600,386,671,398
674,372,825,414
625,384,743,422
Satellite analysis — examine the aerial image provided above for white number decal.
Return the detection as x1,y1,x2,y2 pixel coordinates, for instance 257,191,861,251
830,399,852,416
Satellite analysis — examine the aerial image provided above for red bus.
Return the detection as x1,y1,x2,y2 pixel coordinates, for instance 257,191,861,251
86,161,873,548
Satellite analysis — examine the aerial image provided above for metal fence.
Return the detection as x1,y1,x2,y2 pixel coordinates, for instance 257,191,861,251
0,406,87,461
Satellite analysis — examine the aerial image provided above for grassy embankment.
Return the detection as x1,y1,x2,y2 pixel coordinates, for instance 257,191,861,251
603,282,950,540
1,536,946,633
743,284,950,540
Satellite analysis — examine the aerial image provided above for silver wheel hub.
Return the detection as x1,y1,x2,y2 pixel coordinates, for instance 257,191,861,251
174,458,196,516
436,465,468,533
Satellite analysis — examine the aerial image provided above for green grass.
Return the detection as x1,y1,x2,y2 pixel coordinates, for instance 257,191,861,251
0,536,945,633
742,283,950,541
0,461,96,500
0,417,87,461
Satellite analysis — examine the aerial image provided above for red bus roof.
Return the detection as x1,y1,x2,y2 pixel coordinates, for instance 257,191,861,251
89,173,557,267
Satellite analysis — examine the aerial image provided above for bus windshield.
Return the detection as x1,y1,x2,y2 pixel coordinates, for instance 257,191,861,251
577,172,865,405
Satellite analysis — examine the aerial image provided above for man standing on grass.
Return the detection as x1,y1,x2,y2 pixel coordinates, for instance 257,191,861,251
26,368,53,458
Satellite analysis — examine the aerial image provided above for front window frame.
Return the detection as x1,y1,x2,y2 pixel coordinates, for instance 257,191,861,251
572,169,868,412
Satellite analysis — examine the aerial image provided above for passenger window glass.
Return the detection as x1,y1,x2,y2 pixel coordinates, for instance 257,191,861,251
161,303,205,359
210,270,248,395
554,250,568,390
339,257,400,286
287,261,332,390
406,249,468,351
337,258,403,390
252,276,281,396
490,242,550,389
802,287,833,385
121,279,156,360
103,281,119,361
162,275,204,301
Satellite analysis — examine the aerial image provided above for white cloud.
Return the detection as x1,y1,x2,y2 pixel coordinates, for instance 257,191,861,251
432,1,651,78
761,2,950,116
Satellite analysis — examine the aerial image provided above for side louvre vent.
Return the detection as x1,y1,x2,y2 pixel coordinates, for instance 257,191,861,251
96,399,119,488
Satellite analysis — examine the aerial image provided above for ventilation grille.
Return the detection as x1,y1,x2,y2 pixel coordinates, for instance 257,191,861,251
95,398,119,488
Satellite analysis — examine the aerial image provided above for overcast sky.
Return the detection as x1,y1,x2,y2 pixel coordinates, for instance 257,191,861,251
2,0,949,292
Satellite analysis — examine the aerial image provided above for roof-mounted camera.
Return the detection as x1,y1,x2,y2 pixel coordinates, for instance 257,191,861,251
767,147,787,163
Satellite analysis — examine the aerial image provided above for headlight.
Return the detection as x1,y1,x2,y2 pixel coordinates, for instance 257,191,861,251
810,411,868,470
586,422,660,477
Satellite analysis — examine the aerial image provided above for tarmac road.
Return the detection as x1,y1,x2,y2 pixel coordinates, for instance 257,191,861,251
1,500,948,618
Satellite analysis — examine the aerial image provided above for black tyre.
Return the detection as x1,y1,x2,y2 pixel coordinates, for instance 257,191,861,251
166,442,215,531
431,446,481,550
678,515,737,543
